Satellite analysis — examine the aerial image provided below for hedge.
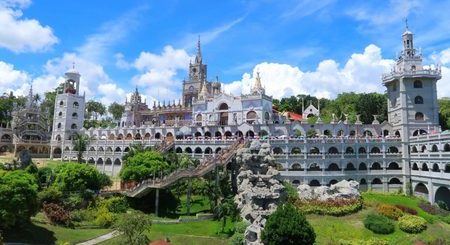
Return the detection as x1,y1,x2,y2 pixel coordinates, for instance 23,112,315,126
398,215,427,233
364,214,395,234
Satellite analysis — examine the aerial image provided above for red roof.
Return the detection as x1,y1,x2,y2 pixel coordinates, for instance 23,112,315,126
286,111,302,121
149,240,171,245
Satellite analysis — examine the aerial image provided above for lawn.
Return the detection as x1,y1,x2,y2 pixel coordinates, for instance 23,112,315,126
176,195,211,216
3,221,111,244
99,219,233,245
308,192,450,244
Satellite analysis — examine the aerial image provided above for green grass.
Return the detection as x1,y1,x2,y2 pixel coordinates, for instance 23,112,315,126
307,192,450,244
176,195,211,216
99,219,233,245
4,221,111,244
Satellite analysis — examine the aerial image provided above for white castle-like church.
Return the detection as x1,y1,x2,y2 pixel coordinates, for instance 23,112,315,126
0,27,449,207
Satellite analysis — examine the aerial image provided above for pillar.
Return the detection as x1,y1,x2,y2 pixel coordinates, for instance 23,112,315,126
155,189,160,217
186,178,192,216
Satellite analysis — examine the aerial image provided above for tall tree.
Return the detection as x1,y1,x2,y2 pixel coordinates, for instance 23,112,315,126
72,133,91,163
108,102,125,121
0,170,39,229
86,100,106,120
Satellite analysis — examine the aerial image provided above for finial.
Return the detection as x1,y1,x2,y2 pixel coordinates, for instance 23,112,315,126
405,18,409,30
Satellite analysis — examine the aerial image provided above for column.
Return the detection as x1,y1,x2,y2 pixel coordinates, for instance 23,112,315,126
155,189,160,217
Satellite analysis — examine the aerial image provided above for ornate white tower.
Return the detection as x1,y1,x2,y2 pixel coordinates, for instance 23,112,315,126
50,66,85,158
182,37,208,107
383,25,441,139
383,24,441,191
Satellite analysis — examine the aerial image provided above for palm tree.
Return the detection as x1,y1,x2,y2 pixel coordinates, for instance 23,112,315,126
214,198,236,233
72,133,91,163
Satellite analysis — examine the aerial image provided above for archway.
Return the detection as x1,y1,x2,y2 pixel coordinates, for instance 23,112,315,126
215,131,222,139
205,147,213,154
235,131,243,137
292,180,301,185
328,179,338,186
194,132,202,138
185,147,192,154
290,163,303,171
219,103,229,125
422,163,429,171
359,162,367,170
327,163,341,171
308,163,321,171
414,183,429,201
432,163,440,172
387,162,401,170
155,132,161,139
309,179,321,187
328,147,339,154
224,131,233,139
246,130,255,138
176,147,183,153
370,162,382,170
291,147,301,154
273,147,284,154
204,131,212,138
345,163,356,171
435,187,450,209
309,147,320,154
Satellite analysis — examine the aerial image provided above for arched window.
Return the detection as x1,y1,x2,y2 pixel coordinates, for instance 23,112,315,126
345,147,354,154
58,111,63,117
72,112,78,118
57,123,61,129
246,111,257,124
219,103,228,110
415,112,424,121
414,80,423,88
370,147,380,154
328,147,339,154
414,96,423,104
196,114,202,122
73,101,79,107
358,147,366,154
431,145,439,152
71,123,77,129
59,101,64,106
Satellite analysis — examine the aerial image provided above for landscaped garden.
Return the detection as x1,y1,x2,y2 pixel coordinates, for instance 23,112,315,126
1,148,450,244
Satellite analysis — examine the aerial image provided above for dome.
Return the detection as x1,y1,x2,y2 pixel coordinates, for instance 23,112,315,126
402,30,412,36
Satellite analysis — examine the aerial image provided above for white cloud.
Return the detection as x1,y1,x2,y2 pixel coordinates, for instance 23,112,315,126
0,1,58,53
281,0,335,20
225,44,394,99
129,45,193,102
0,60,30,94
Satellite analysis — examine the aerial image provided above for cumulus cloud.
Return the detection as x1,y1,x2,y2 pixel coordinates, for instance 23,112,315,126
128,45,193,103
0,1,58,53
430,48,450,98
0,60,30,94
225,44,394,99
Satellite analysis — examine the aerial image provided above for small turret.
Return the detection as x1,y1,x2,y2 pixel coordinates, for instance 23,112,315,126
251,72,265,95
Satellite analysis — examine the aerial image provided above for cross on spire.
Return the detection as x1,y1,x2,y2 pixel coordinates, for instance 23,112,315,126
405,18,409,30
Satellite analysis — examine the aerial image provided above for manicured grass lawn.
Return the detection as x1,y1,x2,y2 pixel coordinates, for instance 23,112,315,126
99,219,233,245
308,192,450,244
176,195,211,216
4,221,111,244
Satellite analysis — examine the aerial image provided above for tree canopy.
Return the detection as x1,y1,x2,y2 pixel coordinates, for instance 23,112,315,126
0,170,39,229
261,204,316,245
120,151,169,182
86,100,106,120
108,102,125,121
53,162,111,193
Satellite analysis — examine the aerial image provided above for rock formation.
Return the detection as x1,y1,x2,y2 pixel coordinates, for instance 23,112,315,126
297,180,360,201
234,141,285,245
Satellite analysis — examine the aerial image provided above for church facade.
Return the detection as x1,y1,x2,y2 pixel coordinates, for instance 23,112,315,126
0,28,449,206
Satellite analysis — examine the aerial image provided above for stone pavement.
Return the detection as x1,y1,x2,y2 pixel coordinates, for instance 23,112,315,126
76,230,121,245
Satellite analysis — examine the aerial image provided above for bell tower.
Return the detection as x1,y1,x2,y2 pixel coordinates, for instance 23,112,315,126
383,24,441,139
50,65,85,158
182,37,207,107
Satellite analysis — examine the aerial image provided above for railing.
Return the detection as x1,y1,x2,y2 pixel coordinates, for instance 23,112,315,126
123,140,246,197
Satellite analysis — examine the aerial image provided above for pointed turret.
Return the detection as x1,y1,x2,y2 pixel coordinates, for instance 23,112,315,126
195,36,202,64
199,80,209,100
251,72,265,95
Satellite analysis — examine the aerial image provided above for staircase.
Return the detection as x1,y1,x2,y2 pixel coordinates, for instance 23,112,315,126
154,139,174,153
124,139,246,198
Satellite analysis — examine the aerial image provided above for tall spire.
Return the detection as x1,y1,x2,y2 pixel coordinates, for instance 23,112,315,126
27,83,34,108
195,36,202,64
251,71,264,95
199,79,208,100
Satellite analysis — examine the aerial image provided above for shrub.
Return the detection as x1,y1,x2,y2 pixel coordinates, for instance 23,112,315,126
394,204,418,215
364,214,395,234
234,221,249,234
295,197,363,216
63,194,84,211
98,196,128,213
398,215,427,233
419,202,449,216
261,204,315,245
376,204,403,220
38,187,63,206
42,202,71,226
436,201,449,211
94,206,114,228
229,232,244,245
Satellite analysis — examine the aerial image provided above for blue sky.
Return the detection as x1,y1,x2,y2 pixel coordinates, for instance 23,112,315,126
2,0,450,104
